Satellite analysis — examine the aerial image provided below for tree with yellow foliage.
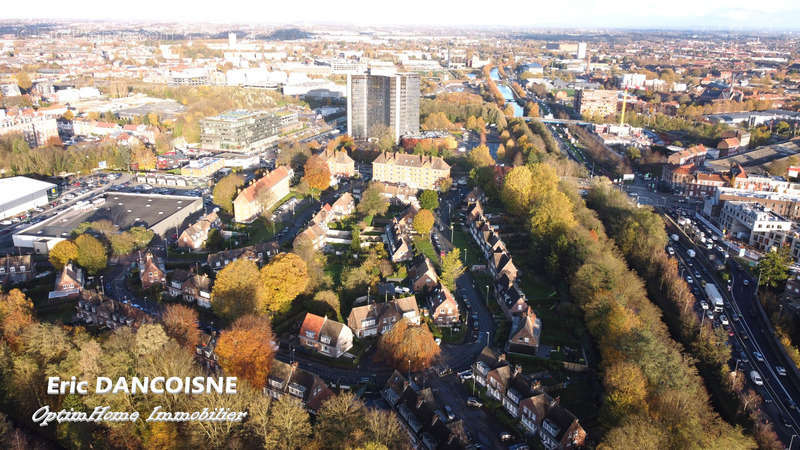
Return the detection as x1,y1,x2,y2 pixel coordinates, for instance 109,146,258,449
501,166,534,216
49,240,78,270
0,289,33,349
412,209,435,236
467,144,494,168
258,253,309,313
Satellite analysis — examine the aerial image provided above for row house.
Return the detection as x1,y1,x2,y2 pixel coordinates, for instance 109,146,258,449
0,255,34,286
298,313,354,359
265,360,334,415
508,307,542,355
473,347,587,449
178,210,220,250
206,242,280,271
138,251,166,290
385,221,414,263
347,296,420,338
427,285,460,327
75,291,153,330
293,192,356,251
48,262,84,300
381,370,468,449
168,270,213,308
409,255,439,293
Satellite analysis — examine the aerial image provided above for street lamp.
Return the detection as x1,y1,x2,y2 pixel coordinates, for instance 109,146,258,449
485,285,490,306
790,434,798,450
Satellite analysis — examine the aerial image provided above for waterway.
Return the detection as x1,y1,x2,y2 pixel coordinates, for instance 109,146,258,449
490,68,523,117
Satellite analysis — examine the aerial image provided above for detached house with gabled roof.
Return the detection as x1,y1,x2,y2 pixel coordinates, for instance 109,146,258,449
347,296,420,338
138,250,166,290
266,360,334,415
298,313,354,358
49,262,84,300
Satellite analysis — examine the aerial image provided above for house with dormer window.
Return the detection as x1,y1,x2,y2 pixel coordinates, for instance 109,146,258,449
298,313,353,358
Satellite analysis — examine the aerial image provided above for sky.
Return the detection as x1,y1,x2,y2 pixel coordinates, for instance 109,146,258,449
4,0,800,30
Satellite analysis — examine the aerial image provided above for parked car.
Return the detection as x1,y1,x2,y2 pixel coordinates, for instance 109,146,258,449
467,397,483,408
700,301,709,310
720,314,729,326
743,279,750,286
705,310,714,320
686,275,693,284
499,431,513,442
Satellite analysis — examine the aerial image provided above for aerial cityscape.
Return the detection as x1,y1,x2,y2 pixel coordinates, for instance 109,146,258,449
1,5,800,449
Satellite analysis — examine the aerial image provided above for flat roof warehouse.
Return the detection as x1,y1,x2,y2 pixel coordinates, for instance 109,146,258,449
13,192,202,252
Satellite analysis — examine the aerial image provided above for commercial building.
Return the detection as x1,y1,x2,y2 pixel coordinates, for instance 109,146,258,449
347,72,420,144
372,152,450,190
233,166,292,223
704,188,800,221
200,110,281,154
719,201,792,245
180,158,224,178
13,193,202,253
574,89,618,117
0,176,57,220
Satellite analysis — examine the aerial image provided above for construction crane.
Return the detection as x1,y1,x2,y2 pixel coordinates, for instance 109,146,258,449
619,87,629,126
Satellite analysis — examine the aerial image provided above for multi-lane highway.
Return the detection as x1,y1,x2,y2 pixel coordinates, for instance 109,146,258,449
667,215,800,445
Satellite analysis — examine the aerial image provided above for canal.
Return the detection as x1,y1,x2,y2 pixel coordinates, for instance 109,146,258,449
490,68,524,117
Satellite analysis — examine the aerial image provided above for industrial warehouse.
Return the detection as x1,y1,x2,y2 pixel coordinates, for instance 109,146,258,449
0,176,57,220
13,192,202,253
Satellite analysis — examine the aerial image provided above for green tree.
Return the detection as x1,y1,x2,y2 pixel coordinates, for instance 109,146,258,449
213,173,245,214
758,246,791,289
74,234,107,274
49,240,78,270
413,209,435,236
357,183,389,217
440,249,466,290
419,190,439,210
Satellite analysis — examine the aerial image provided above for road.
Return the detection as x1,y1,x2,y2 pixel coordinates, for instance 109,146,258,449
667,216,800,445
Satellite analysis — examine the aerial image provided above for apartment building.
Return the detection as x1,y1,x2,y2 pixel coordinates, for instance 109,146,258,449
574,89,618,117
347,72,420,143
200,110,281,153
0,114,58,148
705,188,800,221
233,166,292,223
372,152,450,190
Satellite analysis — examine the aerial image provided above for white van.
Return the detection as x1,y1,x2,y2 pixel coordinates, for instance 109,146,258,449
750,370,763,386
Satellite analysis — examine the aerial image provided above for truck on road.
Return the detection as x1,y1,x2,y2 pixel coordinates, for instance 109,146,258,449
705,284,724,310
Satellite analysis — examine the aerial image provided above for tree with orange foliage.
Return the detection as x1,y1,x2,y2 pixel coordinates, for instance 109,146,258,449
162,304,200,349
215,314,276,389
301,154,331,191
0,289,34,349
376,319,440,371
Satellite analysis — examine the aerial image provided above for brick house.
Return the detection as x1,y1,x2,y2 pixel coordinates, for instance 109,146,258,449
409,255,439,293
0,255,34,286
321,147,356,179
49,262,84,300
75,291,152,330
428,285,460,327
169,270,213,308
540,402,587,449
508,307,542,355
347,296,420,338
298,313,354,358
138,251,166,290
